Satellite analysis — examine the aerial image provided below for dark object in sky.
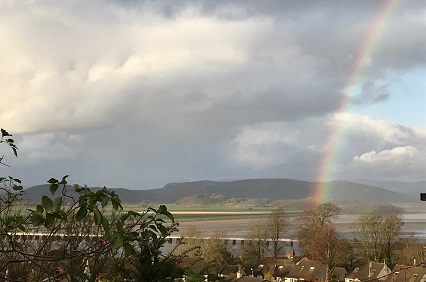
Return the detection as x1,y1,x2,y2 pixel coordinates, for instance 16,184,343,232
420,193,426,201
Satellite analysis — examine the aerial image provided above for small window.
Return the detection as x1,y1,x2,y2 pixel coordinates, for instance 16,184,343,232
394,272,399,276
412,274,418,279
309,267,315,271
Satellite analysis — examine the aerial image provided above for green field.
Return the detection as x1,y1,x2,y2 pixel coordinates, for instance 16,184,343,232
119,204,301,222
18,203,301,222
173,213,264,221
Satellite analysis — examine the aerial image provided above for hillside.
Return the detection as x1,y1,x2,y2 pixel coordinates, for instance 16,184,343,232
351,180,426,200
21,185,148,204
22,179,412,204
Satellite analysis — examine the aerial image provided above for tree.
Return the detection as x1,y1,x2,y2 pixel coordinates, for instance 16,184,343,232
309,202,341,226
266,207,288,258
200,232,234,275
307,224,339,282
175,225,203,257
185,269,206,282
381,211,403,265
352,211,403,265
240,219,269,269
296,202,341,256
397,233,425,266
110,205,188,282
352,214,382,262
0,128,181,281
333,238,355,270
175,227,233,279
296,203,341,282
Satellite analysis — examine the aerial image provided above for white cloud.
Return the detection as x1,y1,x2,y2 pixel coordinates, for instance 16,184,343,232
226,124,294,169
0,2,280,134
337,113,410,146
353,146,417,163
350,146,426,180
225,118,326,171
226,114,426,181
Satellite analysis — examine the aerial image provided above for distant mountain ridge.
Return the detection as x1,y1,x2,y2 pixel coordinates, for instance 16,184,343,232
350,180,426,200
22,178,412,204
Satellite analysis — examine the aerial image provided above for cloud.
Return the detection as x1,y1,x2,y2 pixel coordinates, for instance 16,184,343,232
25,143,76,163
0,1,424,186
339,113,410,147
353,146,417,163
226,114,425,181
350,146,426,180
9,133,78,166
2,1,424,135
351,81,390,105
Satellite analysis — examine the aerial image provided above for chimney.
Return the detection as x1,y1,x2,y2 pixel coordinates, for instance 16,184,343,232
369,262,372,277
237,265,242,279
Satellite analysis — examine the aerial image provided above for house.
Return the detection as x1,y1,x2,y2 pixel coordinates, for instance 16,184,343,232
251,257,348,282
284,257,326,282
345,262,391,282
220,264,243,278
274,263,294,281
220,275,267,282
331,267,347,282
252,257,295,279
383,265,426,282
179,257,210,274
252,263,270,279
179,257,249,281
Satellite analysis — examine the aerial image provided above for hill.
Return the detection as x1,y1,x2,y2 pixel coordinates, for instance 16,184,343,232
21,184,147,204
351,180,426,200
22,179,412,204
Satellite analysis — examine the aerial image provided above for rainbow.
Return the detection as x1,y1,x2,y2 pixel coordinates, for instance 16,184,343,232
313,0,399,205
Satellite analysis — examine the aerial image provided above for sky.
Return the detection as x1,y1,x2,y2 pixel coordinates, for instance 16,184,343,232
0,0,425,189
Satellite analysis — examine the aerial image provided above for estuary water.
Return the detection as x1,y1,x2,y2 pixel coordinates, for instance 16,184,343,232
175,213,426,240
161,212,426,256
334,213,426,239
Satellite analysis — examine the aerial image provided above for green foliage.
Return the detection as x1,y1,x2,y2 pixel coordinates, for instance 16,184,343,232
0,128,17,158
116,242,184,282
185,269,205,282
0,176,26,232
107,204,187,281
0,129,28,232
0,128,183,281
2,177,182,280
